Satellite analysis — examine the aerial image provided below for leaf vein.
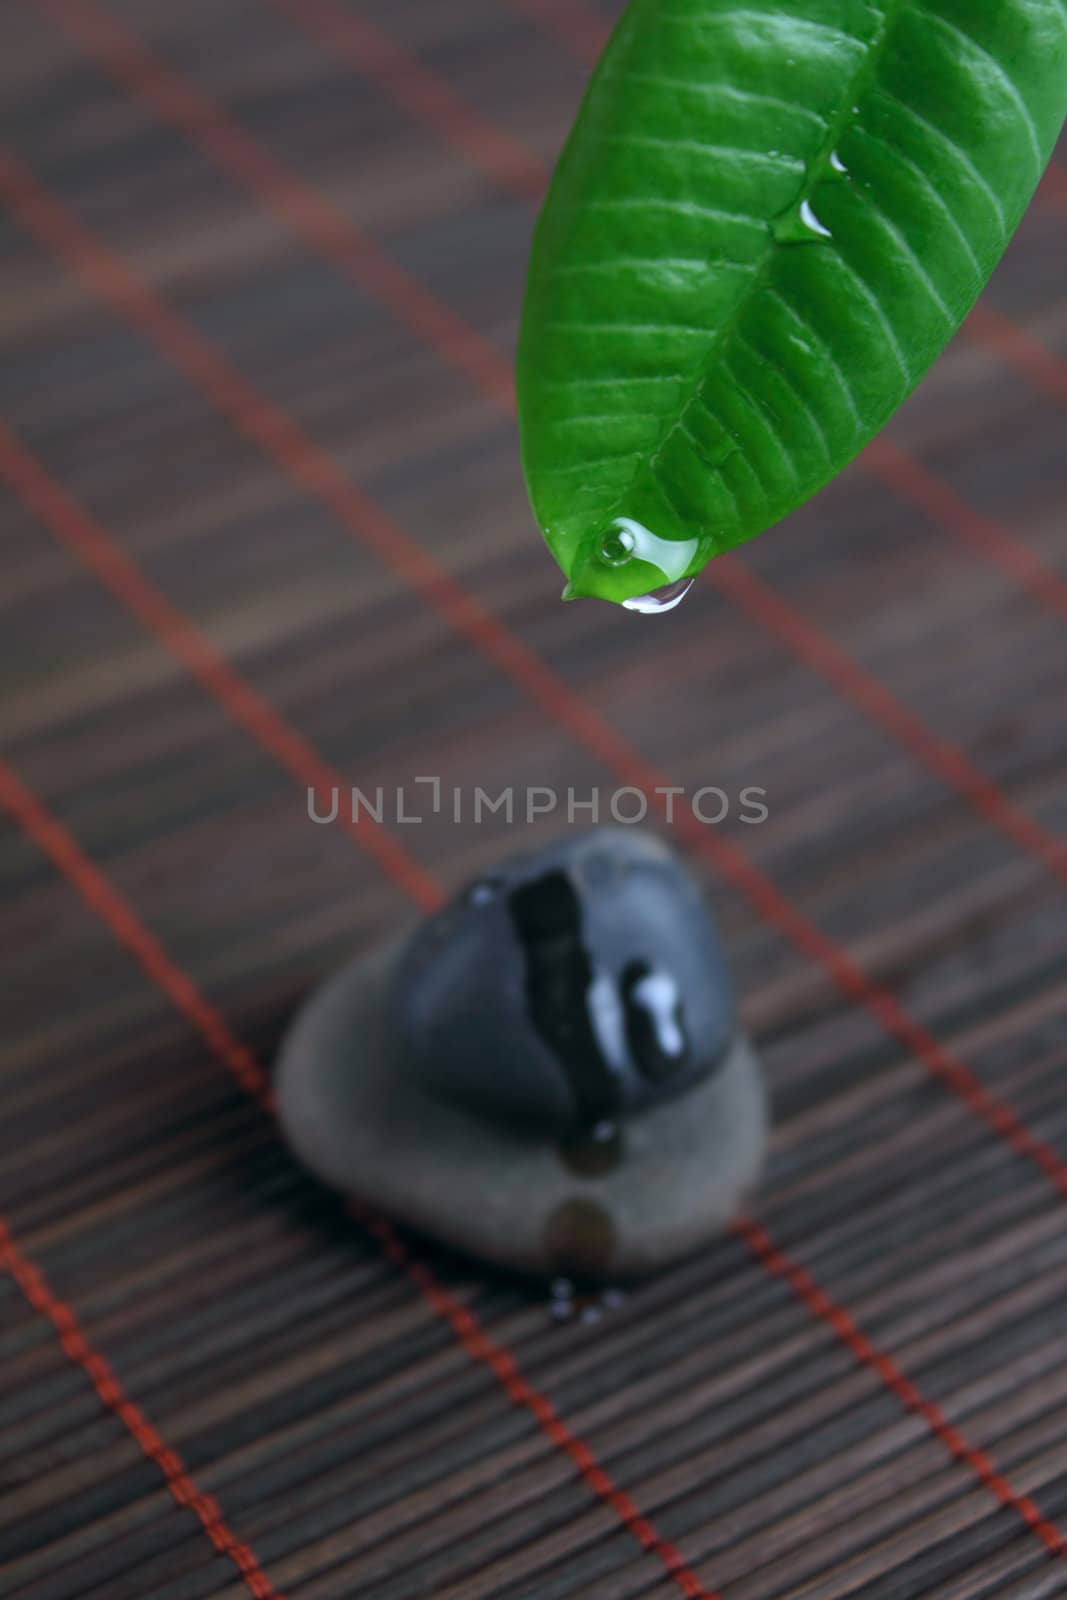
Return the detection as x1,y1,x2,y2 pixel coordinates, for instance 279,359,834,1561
653,5,874,59
908,5,1042,173
553,256,753,278
614,72,828,134
826,255,914,388
733,329,832,462
721,348,801,488
542,374,688,391
544,320,710,337
849,125,983,277
541,450,647,477
551,412,660,430
867,87,1006,233
586,196,767,232
599,131,804,172
846,186,956,323
763,287,864,434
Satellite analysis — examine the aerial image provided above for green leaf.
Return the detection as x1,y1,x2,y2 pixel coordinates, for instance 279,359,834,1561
516,0,1067,605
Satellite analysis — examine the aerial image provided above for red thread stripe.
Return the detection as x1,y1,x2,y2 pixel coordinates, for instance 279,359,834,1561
24,10,1067,887
0,420,440,916
0,1210,284,1600
0,755,716,1600
505,0,613,62
8,0,1067,1574
966,302,1067,415
737,1218,1067,1557
267,0,546,201
710,552,1067,887
3,752,1061,1574
4,151,1066,1201
864,436,1067,624
33,0,512,413
1039,161,1067,213
360,1208,711,1597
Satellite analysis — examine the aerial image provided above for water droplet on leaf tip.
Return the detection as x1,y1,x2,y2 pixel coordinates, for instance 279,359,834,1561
599,518,698,584
829,149,847,174
622,577,695,614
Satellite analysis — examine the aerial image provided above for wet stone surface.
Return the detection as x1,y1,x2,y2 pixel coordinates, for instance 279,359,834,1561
276,828,767,1279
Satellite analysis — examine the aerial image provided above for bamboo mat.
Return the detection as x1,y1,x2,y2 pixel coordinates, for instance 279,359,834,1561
2,2,1067,1597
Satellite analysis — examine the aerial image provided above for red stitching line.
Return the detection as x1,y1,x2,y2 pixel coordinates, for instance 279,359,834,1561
736,1218,1067,1558
2,149,1063,1207
8,742,1067,1580
1038,161,1067,214
270,0,546,201
0,420,441,918
359,1209,709,1596
0,754,716,1600
34,0,511,414
6,746,1063,1580
50,0,1067,885
709,552,1067,885
864,436,1067,625
2,20,1065,1564
0,1209,283,1599
7,435,1067,1587
505,0,613,63
966,302,1067,415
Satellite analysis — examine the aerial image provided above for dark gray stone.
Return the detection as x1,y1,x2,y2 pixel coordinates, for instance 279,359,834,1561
276,828,767,1279
391,829,736,1134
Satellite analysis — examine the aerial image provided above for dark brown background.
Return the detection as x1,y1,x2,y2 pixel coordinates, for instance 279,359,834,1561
2,2,1067,1598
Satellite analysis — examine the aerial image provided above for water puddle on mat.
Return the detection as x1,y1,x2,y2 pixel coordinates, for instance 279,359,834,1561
548,1272,627,1326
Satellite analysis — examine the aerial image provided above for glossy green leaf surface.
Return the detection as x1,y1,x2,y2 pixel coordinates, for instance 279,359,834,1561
517,0,1067,604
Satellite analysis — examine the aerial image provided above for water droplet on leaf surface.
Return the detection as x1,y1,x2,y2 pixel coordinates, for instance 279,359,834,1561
772,198,833,244
599,525,637,565
598,517,698,581
798,198,831,237
828,149,848,174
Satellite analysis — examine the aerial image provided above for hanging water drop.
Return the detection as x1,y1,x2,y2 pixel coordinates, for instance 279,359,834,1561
829,149,848,174
622,577,695,613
